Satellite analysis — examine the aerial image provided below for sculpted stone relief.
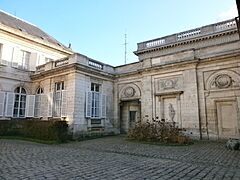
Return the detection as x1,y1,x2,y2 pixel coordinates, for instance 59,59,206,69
156,76,183,93
124,87,135,98
207,71,240,90
120,83,141,100
168,103,175,122
214,74,232,89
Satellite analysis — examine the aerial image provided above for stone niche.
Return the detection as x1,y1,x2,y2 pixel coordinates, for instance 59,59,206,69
155,75,184,127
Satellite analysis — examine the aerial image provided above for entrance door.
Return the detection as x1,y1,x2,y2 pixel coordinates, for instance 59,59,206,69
120,101,141,133
216,101,239,138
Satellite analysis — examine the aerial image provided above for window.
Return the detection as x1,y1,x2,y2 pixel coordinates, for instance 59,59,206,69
91,83,100,118
13,87,26,117
86,83,106,119
35,87,44,117
19,50,30,69
53,82,65,117
129,111,136,122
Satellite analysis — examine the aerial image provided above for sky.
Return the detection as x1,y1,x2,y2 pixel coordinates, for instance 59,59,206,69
0,0,238,66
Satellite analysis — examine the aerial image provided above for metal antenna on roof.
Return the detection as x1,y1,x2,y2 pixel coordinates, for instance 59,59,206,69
124,32,128,64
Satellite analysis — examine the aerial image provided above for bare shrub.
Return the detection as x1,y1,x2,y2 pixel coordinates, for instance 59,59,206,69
127,119,190,145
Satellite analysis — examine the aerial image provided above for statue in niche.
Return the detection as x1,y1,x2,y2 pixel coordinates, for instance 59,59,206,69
168,103,175,122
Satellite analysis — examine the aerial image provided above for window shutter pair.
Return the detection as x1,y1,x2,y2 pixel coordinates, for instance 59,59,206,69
85,91,106,118
4,93,35,117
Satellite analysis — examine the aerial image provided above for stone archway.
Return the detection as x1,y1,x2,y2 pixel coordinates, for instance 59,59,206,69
119,83,141,133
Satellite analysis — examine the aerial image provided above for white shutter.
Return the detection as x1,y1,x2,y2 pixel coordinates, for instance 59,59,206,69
40,94,46,117
101,94,106,118
5,92,15,117
85,91,92,118
29,52,37,71
12,47,20,68
0,91,5,116
61,90,67,117
47,92,53,117
98,93,102,118
26,95,35,117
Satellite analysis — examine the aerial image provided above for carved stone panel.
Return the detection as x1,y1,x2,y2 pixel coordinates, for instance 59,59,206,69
155,76,183,94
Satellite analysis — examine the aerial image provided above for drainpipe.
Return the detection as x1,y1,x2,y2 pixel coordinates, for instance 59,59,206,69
236,0,240,39
194,50,202,140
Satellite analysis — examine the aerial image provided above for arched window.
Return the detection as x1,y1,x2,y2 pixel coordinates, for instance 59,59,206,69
13,87,27,117
35,87,44,117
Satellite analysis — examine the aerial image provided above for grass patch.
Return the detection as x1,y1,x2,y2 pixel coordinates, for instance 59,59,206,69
0,136,61,144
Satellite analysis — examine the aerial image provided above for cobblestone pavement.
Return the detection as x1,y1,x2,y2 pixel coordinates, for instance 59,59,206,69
1,136,240,180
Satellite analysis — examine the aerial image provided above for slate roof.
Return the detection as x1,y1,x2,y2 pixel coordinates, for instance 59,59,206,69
0,10,71,51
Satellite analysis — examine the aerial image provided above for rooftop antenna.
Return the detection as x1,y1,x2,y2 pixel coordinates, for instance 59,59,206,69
124,31,128,64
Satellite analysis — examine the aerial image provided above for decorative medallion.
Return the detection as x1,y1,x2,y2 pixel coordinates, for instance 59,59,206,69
124,87,135,97
161,79,178,90
215,74,232,89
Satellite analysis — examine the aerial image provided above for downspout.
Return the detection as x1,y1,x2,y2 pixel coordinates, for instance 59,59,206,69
194,50,202,140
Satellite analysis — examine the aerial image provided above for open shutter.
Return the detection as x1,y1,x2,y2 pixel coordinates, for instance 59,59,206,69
47,92,53,117
101,94,106,118
12,47,20,68
26,95,35,117
5,92,15,117
40,94,47,117
85,91,92,118
29,52,37,71
0,91,5,116
61,90,67,117
98,93,102,118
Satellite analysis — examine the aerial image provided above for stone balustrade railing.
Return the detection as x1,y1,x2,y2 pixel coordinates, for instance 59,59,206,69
34,54,114,74
55,58,69,67
137,18,237,51
35,64,45,72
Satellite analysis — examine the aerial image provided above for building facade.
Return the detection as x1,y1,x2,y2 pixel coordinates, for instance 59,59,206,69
0,10,239,139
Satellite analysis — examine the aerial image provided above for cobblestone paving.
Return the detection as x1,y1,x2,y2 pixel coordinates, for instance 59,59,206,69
1,136,240,180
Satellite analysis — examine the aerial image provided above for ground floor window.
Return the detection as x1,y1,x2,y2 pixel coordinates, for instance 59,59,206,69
52,82,67,117
13,87,26,117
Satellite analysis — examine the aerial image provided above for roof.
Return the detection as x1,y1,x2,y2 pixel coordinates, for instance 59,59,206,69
0,10,71,51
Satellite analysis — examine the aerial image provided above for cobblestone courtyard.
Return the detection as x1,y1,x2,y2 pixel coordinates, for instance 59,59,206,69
0,136,240,180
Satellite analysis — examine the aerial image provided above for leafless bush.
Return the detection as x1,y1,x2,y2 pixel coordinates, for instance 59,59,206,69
127,119,190,145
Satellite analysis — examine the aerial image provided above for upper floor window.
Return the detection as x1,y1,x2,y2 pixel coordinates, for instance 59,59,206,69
91,83,100,92
13,87,27,117
19,50,30,70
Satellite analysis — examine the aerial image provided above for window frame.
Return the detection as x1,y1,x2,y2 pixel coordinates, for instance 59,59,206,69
13,87,27,118
53,82,64,117
34,87,44,117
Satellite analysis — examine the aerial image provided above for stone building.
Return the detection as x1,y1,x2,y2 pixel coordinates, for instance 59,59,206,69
0,10,239,139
